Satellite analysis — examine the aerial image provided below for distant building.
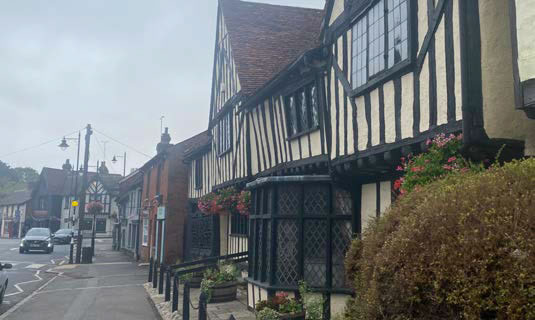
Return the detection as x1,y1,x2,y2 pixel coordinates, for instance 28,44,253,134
31,160,121,236
116,169,143,259
0,189,32,238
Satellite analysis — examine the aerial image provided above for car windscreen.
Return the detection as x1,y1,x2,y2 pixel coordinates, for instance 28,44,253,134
56,229,72,234
26,229,50,237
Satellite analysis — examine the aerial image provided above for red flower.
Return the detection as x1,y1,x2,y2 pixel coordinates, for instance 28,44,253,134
411,166,423,172
393,179,402,190
447,156,457,163
443,165,453,170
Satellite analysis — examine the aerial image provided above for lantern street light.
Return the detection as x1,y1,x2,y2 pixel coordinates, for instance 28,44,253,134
111,152,127,177
60,125,93,264
59,134,81,230
58,137,70,151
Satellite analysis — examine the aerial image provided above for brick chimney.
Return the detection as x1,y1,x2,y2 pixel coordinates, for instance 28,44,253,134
98,161,109,174
156,127,172,154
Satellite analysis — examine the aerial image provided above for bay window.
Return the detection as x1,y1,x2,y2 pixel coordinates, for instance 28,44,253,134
352,0,410,89
247,176,354,292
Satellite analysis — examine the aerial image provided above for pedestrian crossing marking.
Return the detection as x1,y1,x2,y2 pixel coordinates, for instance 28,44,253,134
25,264,46,269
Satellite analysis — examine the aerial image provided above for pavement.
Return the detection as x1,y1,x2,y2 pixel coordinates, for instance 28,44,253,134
0,238,159,320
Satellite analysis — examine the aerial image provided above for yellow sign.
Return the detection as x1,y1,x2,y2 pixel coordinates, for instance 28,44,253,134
72,200,79,207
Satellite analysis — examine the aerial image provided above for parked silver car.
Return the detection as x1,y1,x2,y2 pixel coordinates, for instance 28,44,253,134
0,262,12,304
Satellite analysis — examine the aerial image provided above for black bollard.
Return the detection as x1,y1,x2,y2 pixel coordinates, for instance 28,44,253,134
183,281,190,320
158,265,164,295
198,292,208,320
172,275,179,312
148,257,153,282
165,270,171,301
152,260,158,289
69,241,74,264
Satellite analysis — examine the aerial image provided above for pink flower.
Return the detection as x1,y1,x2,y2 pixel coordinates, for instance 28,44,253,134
443,165,453,170
396,165,404,171
425,159,430,163
426,139,432,146
400,157,405,163
447,156,457,163
411,166,423,172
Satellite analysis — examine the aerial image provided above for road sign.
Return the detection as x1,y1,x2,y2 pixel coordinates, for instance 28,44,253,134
72,200,79,207
157,206,166,220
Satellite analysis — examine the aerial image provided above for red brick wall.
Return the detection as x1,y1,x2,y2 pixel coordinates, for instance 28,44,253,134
138,146,189,265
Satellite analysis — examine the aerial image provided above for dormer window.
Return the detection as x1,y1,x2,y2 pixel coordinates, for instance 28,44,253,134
351,0,410,89
218,112,233,155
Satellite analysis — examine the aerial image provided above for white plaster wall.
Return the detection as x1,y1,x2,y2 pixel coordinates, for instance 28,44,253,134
435,18,448,126
356,95,368,150
329,0,344,26
384,80,396,143
361,183,377,232
516,0,535,81
479,0,535,156
370,88,380,146
379,181,391,213
401,72,414,139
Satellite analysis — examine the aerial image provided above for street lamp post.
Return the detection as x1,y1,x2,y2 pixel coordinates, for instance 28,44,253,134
112,152,127,177
59,133,81,230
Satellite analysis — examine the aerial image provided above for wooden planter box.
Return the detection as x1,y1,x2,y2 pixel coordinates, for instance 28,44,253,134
209,281,237,303
187,272,204,288
279,311,305,320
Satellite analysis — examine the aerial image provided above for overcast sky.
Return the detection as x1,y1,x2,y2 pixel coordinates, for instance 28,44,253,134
0,0,324,175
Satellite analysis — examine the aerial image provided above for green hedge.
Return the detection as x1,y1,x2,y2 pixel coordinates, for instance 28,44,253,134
345,159,535,320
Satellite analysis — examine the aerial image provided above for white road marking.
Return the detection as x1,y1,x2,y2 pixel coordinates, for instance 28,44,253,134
5,270,43,297
37,283,142,294
59,260,66,266
0,272,61,320
25,264,46,269
93,262,131,265
9,248,18,251
50,259,55,264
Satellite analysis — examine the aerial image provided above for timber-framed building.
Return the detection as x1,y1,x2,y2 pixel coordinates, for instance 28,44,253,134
183,0,535,318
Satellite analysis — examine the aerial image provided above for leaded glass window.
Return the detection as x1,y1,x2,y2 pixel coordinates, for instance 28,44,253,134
248,179,354,292
218,112,232,155
285,83,320,138
351,0,410,89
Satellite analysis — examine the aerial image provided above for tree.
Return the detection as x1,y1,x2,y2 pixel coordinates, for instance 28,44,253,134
0,160,39,195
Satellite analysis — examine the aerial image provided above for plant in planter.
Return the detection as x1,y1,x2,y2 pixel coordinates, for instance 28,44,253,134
298,281,324,320
200,263,239,303
236,190,251,216
255,292,304,320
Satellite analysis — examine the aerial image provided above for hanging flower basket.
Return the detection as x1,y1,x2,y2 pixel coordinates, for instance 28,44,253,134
197,187,241,215
86,201,104,215
236,190,251,216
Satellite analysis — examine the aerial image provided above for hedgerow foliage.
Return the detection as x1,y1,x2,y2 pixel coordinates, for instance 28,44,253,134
345,158,535,320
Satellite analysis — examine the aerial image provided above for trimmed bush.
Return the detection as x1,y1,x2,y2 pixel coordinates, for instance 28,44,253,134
345,159,535,320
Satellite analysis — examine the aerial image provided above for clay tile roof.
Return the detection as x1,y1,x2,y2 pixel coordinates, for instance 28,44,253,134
180,131,212,158
220,0,324,96
0,190,32,206
41,167,69,195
